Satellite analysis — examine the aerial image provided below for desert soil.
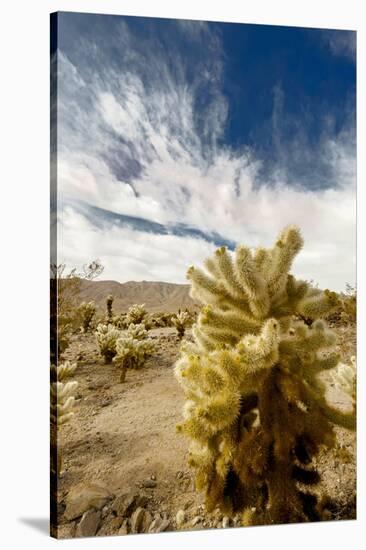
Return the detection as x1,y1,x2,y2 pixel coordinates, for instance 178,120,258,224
55,324,356,538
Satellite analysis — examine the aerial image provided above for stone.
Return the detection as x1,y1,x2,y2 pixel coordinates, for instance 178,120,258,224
176,509,186,527
76,510,101,538
148,517,171,533
191,516,202,526
111,492,137,517
141,510,152,532
233,514,241,526
130,507,146,534
222,516,230,528
148,518,161,533
142,479,157,488
118,519,129,535
96,516,123,536
64,483,113,521
101,504,110,519
108,517,124,532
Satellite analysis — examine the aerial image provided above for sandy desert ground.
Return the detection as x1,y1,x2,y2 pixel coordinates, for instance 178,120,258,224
53,321,356,539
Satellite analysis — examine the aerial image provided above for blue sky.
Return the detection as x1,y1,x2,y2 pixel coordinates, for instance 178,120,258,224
54,12,356,290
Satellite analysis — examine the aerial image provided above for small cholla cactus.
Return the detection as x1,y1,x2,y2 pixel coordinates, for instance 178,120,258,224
106,294,114,323
96,323,121,363
113,325,156,382
325,284,356,326
76,301,96,332
126,303,147,325
50,360,77,382
172,311,191,339
50,372,78,475
50,361,78,422
175,225,355,526
113,313,128,329
50,380,78,425
331,356,356,405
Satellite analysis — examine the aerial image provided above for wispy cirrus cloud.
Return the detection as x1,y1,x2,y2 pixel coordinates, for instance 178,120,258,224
56,15,356,291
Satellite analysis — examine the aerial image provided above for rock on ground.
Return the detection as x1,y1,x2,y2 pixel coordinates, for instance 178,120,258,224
64,482,113,521
76,509,101,537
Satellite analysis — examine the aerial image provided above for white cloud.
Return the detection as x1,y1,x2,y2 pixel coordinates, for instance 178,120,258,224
56,25,356,292
325,30,356,61
58,206,217,284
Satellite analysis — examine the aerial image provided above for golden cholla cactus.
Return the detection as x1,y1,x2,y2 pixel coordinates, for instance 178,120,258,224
175,225,355,525
76,301,96,332
106,294,114,323
331,356,356,405
50,360,77,382
126,303,147,325
95,323,121,363
50,369,78,476
113,327,155,382
50,380,78,425
50,361,78,424
172,311,191,339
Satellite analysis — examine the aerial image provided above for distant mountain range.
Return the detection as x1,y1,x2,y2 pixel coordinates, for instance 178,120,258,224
77,279,198,313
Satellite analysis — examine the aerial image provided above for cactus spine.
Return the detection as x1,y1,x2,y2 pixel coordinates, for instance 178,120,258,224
175,225,355,525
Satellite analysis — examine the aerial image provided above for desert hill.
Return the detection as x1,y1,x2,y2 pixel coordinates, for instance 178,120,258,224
77,279,197,313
